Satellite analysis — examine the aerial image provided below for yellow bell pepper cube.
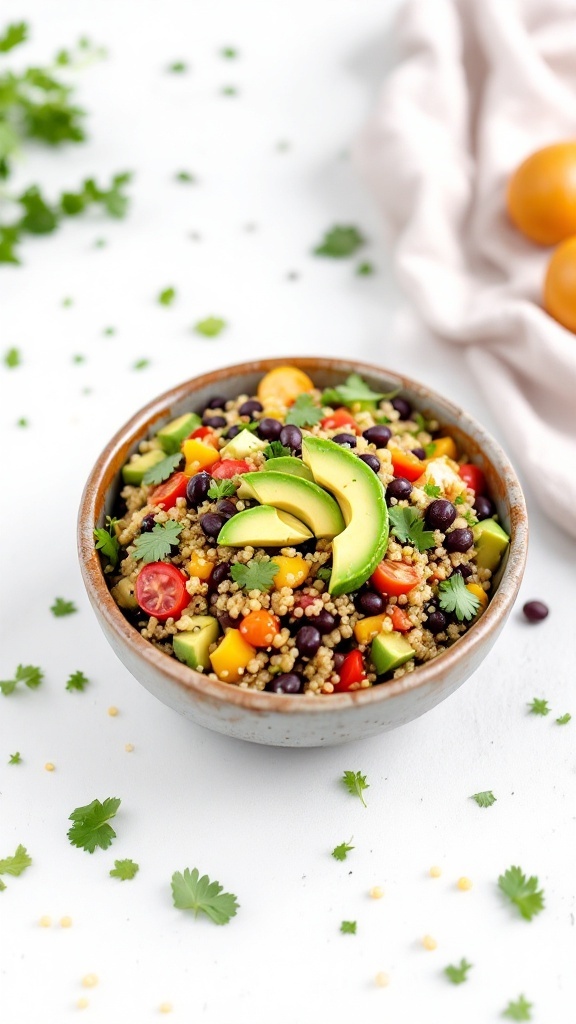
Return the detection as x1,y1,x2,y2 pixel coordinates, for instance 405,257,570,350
209,629,256,683
272,555,310,590
428,436,457,460
466,582,489,612
182,438,220,476
188,550,215,581
354,613,388,645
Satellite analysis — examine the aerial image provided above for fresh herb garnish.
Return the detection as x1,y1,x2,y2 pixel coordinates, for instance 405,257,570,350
4,347,21,368
8,752,22,764
194,316,227,337
316,566,332,584
50,597,77,617
262,440,291,460
175,170,195,183
133,521,183,563
332,839,354,862
438,575,480,622
454,494,464,505
207,479,236,500
133,358,150,370
340,920,357,934
94,515,120,568
444,958,472,985
502,995,533,1021
142,452,183,486
356,261,374,275
1,664,43,696
230,560,279,593
0,22,27,52
168,60,187,73
171,868,239,925
158,286,176,306
498,866,544,921
285,393,323,428
110,858,139,881
0,844,32,877
471,790,496,808
556,712,571,725
388,506,436,552
67,797,121,854
462,510,479,526
221,85,237,96
342,770,369,808
313,225,366,258
321,373,395,409
66,670,89,693
528,698,550,716
424,442,437,457
17,417,28,427
423,483,441,498
220,47,238,58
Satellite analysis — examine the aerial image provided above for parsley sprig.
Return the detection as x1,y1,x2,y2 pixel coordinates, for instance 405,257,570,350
67,797,121,854
1,664,43,696
132,521,182,563
341,770,369,807
388,506,436,552
171,868,239,925
143,452,183,486
498,866,544,921
285,393,323,428
437,575,480,622
230,560,279,593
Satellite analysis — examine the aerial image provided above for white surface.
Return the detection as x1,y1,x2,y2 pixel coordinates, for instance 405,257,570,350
1,3,575,1022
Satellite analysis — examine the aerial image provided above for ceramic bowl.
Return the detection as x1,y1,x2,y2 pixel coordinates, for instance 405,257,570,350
78,357,528,747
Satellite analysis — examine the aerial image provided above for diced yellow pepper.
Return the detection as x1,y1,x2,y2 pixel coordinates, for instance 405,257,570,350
257,366,314,408
209,629,256,683
466,582,489,611
429,436,457,460
188,550,215,581
272,555,310,590
354,613,388,645
182,438,220,476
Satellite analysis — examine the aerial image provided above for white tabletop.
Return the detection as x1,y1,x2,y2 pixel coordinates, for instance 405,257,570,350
2,2,575,1022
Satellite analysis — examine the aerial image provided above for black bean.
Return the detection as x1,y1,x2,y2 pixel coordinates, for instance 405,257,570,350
386,477,412,502
267,673,302,694
216,499,236,520
279,424,302,450
427,609,447,633
359,454,380,473
363,424,391,447
391,396,412,420
295,625,321,658
451,563,474,580
202,414,227,429
206,395,228,409
425,499,457,531
522,600,549,623
411,447,426,460
186,472,212,507
332,432,357,448
239,399,263,417
356,591,385,616
140,513,156,533
332,652,345,672
474,495,494,521
225,424,241,439
313,610,336,634
257,417,282,441
444,527,474,553
217,609,236,630
200,512,225,539
210,562,231,590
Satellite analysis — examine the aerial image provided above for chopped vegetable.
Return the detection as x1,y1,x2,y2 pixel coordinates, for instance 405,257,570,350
67,798,121,854
371,560,421,597
136,563,189,621
171,868,239,923
498,866,545,921
239,610,280,647
321,373,387,409
209,629,255,683
148,472,189,511
341,770,369,807
389,448,424,481
262,441,291,460
257,366,314,408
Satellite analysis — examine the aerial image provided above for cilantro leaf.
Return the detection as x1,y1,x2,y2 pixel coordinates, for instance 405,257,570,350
4,347,21,368
262,441,291,460
528,698,550,716
332,839,354,862
18,186,58,234
471,790,496,808
0,844,32,876
194,317,227,337
168,60,187,73
444,958,472,985
313,225,366,258
356,261,374,275
0,664,44,696
132,521,182,563
94,516,120,568
133,358,150,371
17,417,28,427
230,560,279,593
221,46,238,58
502,995,533,1021
285,394,323,428
342,770,369,808
498,866,544,921
207,479,236,500
175,170,195,183
50,597,77,617
556,712,571,725
66,670,89,692
143,452,183,486
0,22,28,52
158,286,176,306
423,483,441,498
388,506,436,552
438,575,480,622
454,494,464,505
316,566,332,584
171,867,239,924
110,858,139,881
340,920,357,934
8,752,22,764
0,227,20,264
67,797,121,854
321,373,395,409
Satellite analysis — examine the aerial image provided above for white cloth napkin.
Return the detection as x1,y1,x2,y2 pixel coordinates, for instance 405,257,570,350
355,0,576,538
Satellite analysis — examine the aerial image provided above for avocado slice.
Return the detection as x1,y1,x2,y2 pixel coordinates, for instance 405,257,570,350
122,449,165,485
156,413,201,454
261,457,313,481
301,437,388,596
217,505,312,547
371,631,415,676
173,616,220,670
472,519,510,572
239,472,345,540
219,429,267,460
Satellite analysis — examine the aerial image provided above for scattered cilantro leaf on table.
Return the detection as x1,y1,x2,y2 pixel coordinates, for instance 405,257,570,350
438,575,480,622
285,393,323,428
0,21,28,52
66,670,89,693
423,483,441,498
340,920,357,934
231,560,279,593
171,868,238,924
4,347,21,368
342,770,369,808
528,698,550,716
110,858,139,881
471,790,496,808
17,417,28,427
168,60,187,73
332,839,354,862
221,85,237,96
8,752,22,764
444,958,472,984
1,664,43,696
133,521,182,563
356,261,374,275
556,712,571,725
262,440,290,459
389,506,436,552
194,316,226,337
208,479,236,500
502,995,533,1020
498,866,544,921
103,326,115,335
51,597,77,617
67,797,121,854
94,516,120,568
321,373,396,409
0,844,32,876
133,358,150,371
143,452,183,486
175,170,195,183
221,46,238,58
313,225,366,258
158,286,176,306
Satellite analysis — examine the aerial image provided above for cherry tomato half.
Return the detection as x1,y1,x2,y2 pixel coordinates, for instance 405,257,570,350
371,560,421,597
136,562,189,621
389,606,413,632
333,650,365,692
239,610,281,647
320,408,360,434
189,426,219,448
211,459,250,479
148,472,189,510
458,463,486,495
389,448,424,482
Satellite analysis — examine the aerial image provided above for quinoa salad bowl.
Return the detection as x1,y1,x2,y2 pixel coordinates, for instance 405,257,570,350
78,357,528,747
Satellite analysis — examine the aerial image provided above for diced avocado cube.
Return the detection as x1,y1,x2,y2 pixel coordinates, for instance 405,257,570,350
122,449,165,485
110,577,138,610
156,413,201,454
219,429,267,460
472,519,510,572
173,616,220,670
371,631,415,676
261,457,313,480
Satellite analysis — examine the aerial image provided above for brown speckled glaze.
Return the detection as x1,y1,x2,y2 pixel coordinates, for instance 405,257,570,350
77,358,528,747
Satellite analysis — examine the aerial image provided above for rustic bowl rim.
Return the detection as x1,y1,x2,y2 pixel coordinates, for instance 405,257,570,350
77,356,528,716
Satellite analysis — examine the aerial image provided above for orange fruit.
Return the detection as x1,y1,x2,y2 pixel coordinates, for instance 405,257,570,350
507,142,576,245
543,237,576,332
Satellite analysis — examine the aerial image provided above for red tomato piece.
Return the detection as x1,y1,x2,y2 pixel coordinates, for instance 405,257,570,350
135,562,189,622
321,408,361,434
389,606,413,632
389,448,424,481
458,463,486,495
190,426,219,448
148,472,189,510
371,560,421,597
333,650,366,692
211,459,250,479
